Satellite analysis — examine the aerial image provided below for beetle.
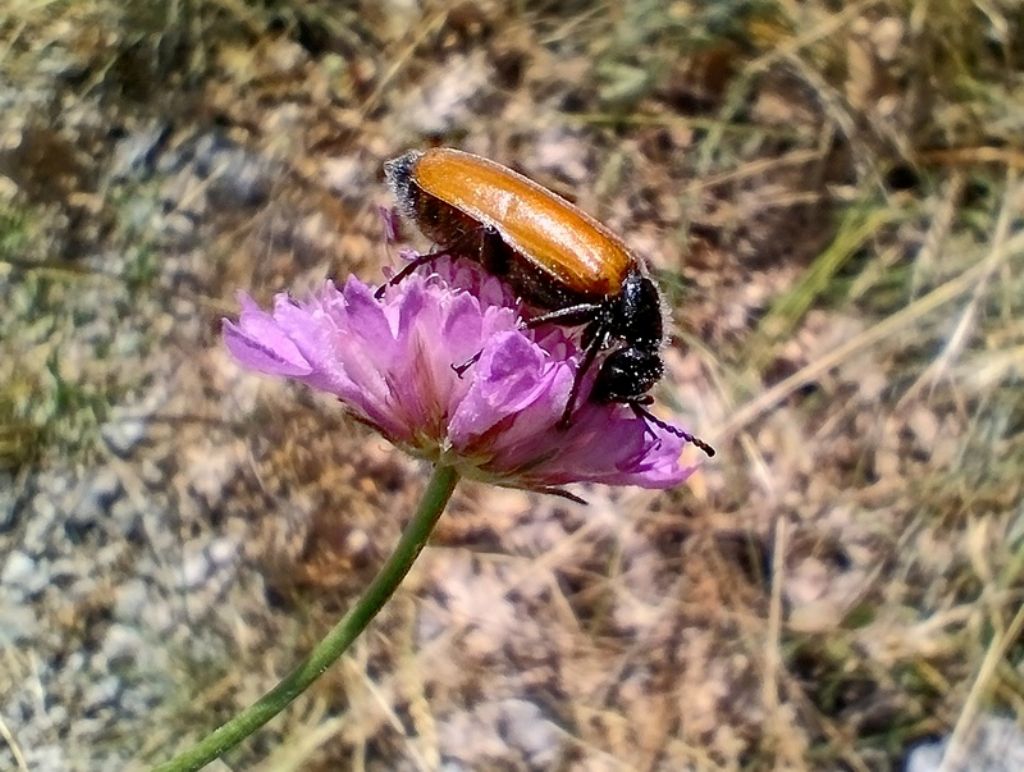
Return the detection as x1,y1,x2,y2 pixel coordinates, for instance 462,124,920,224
378,147,714,457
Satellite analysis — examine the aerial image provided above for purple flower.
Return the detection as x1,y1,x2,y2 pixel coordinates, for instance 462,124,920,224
223,256,698,495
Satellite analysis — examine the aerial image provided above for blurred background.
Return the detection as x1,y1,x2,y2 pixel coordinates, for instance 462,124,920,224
2,1,1023,770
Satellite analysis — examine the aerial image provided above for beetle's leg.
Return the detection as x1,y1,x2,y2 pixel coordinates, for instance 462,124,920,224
374,227,484,299
558,326,608,429
451,349,483,378
477,224,509,275
446,230,499,379
580,314,609,349
374,249,447,298
628,398,716,457
524,303,603,329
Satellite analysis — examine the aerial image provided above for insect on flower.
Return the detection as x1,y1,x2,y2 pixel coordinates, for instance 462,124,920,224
379,147,714,457
224,259,701,499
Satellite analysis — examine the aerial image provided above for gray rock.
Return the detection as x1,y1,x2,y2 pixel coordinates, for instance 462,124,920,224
140,600,176,636
48,556,86,587
83,675,121,712
0,475,18,532
109,497,137,535
140,459,163,486
906,715,1024,772
2,550,38,590
114,579,148,621
498,699,559,766
178,544,210,590
208,537,238,567
101,417,148,457
160,210,201,250
67,469,123,534
23,745,67,772
190,132,272,209
0,599,38,642
47,705,67,731
110,124,171,180
21,493,59,554
102,623,143,664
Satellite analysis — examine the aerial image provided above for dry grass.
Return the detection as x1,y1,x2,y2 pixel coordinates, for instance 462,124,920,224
2,0,1023,769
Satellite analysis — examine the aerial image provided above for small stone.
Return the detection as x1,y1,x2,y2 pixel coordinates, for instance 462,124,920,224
198,134,272,209
0,600,38,642
264,38,307,75
0,474,18,532
101,418,147,457
208,537,237,566
24,745,66,772
47,705,67,729
499,699,558,765
2,550,36,587
83,676,121,711
184,444,240,504
873,17,905,63
345,528,369,554
533,129,590,185
322,156,364,196
114,579,148,620
179,546,209,589
32,491,57,521
161,211,201,250
47,557,83,586
66,651,85,672
905,714,1024,771
46,475,71,497
80,468,122,515
399,53,490,135
909,406,939,448
110,498,136,533
110,124,170,179
140,459,163,486
102,623,143,664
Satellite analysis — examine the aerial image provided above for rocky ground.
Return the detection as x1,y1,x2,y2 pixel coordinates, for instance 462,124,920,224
2,2,1023,770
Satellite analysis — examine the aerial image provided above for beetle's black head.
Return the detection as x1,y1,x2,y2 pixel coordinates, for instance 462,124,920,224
590,346,663,403
609,271,663,351
590,270,666,403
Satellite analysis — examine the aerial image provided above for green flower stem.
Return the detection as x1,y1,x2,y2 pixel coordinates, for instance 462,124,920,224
154,464,460,772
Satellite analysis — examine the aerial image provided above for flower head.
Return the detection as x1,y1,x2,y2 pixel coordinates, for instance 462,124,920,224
223,256,698,495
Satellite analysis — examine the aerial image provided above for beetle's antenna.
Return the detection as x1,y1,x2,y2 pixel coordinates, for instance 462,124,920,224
374,226,488,299
630,403,716,457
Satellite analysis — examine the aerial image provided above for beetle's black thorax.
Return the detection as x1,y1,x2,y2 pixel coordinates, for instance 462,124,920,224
606,271,663,351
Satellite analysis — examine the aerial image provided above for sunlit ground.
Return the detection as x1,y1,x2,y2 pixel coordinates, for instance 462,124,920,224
2,2,1023,769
